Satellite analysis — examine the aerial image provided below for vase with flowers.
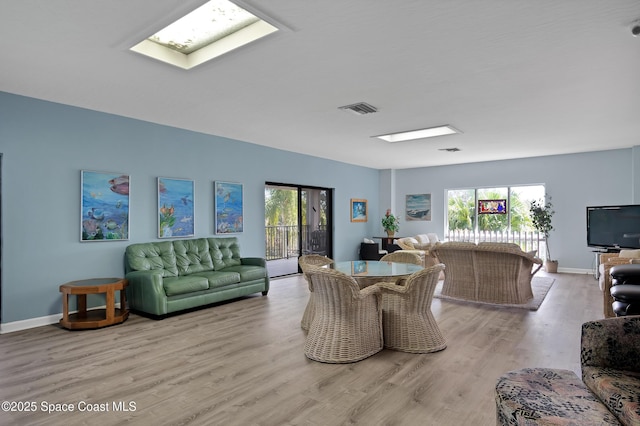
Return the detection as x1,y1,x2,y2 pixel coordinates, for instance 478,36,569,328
381,209,400,238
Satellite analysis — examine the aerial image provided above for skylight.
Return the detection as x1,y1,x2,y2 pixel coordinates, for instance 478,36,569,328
131,0,279,69
374,125,461,143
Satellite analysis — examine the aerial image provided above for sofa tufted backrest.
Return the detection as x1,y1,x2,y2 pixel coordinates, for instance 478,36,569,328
125,241,179,277
208,237,242,269
174,238,214,275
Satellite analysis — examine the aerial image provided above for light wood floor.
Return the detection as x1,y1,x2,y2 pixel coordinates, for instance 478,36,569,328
0,272,604,426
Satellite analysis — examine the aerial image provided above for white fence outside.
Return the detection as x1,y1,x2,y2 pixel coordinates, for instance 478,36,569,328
445,230,546,259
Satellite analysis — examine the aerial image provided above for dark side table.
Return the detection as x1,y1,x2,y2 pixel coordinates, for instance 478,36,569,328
59,277,129,330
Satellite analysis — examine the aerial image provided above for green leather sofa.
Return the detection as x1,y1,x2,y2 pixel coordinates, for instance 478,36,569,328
124,237,269,317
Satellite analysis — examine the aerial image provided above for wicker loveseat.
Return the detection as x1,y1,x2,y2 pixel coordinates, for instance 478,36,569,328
431,241,543,304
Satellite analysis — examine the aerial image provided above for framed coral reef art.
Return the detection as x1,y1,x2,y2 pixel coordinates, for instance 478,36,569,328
80,170,129,241
158,177,194,238
406,194,431,221
215,181,243,234
350,198,367,222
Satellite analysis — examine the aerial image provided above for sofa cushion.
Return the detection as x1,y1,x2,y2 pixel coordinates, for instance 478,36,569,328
174,238,214,275
496,368,621,425
582,366,640,426
163,275,209,296
415,234,430,244
126,241,178,277
191,271,241,288
208,237,242,270
397,237,418,249
221,265,267,282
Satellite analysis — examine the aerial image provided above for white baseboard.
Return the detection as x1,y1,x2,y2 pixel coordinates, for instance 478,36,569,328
0,314,61,334
0,303,124,334
557,267,592,275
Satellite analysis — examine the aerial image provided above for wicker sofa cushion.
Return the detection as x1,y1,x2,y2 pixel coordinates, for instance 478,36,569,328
619,249,640,258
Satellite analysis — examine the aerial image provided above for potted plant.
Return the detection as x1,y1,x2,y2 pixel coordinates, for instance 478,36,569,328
381,209,400,237
529,196,557,272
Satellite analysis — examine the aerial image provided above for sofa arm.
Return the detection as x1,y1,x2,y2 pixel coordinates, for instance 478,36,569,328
241,257,266,267
125,270,168,316
580,316,640,372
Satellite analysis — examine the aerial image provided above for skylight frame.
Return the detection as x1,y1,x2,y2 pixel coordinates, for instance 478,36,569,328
130,0,283,70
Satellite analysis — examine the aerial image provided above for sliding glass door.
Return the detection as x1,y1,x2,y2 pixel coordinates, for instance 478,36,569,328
265,183,332,277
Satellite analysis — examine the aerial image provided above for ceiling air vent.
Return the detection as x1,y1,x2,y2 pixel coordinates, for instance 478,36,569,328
338,102,378,115
439,147,461,152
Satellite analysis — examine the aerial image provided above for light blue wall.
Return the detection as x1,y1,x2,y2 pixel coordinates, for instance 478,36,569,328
0,92,380,324
385,149,636,272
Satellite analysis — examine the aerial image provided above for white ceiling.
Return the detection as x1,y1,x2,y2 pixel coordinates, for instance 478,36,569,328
2,1,640,170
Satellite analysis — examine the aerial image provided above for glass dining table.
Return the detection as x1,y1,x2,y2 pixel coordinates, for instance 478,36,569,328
325,260,423,288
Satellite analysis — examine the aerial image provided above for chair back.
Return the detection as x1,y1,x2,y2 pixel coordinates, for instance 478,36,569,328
299,255,333,289
403,264,445,306
307,267,363,302
381,251,422,266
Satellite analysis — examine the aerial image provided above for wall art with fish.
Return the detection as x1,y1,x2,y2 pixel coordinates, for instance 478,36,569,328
81,170,130,241
215,181,243,234
157,177,195,238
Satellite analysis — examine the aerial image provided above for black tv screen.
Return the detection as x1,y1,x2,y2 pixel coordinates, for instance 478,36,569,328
587,205,640,249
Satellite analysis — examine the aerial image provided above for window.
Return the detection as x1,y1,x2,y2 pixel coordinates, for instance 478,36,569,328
446,185,546,252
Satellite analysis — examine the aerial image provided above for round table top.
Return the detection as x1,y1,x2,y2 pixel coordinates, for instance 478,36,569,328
59,277,127,292
328,261,423,278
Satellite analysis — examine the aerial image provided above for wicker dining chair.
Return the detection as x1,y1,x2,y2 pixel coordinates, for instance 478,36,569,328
380,251,423,265
299,255,334,331
304,268,383,363
376,264,446,353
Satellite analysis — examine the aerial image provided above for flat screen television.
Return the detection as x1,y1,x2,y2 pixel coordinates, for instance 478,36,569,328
587,205,640,250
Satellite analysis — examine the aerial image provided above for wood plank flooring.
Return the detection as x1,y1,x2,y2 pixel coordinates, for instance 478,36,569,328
0,272,604,426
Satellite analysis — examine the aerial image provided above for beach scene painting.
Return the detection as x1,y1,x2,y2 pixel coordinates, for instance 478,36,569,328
215,181,243,234
158,177,194,238
81,170,129,241
406,193,431,221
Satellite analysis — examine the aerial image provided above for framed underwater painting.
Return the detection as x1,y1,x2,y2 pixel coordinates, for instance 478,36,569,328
215,181,243,234
158,177,194,238
80,170,129,241
350,199,367,222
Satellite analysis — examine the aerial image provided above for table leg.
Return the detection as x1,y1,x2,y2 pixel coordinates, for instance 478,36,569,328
62,293,69,322
77,294,87,318
106,289,115,322
119,289,127,311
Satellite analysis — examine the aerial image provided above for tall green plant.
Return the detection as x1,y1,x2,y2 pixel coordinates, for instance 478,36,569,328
529,196,555,261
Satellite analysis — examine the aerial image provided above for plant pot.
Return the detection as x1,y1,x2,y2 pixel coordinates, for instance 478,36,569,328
385,231,395,238
544,260,558,273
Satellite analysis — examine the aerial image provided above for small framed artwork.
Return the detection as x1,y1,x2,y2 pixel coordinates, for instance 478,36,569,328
478,199,507,214
352,260,368,275
350,198,368,222
158,177,194,238
406,193,431,221
80,170,130,241
215,181,243,233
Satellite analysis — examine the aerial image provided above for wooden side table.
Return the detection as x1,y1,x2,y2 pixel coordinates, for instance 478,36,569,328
59,277,129,330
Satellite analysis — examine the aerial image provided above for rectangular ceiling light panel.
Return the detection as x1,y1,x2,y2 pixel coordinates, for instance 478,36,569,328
374,125,461,143
131,0,279,69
